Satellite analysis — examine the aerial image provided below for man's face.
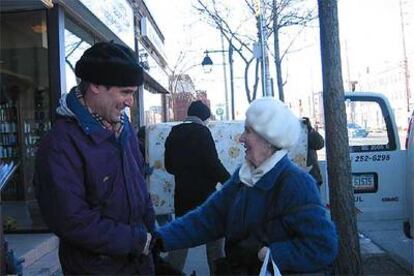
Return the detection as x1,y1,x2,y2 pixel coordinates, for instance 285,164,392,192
92,85,137,123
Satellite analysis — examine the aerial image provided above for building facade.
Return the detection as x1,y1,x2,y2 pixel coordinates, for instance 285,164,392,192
0,0,169,232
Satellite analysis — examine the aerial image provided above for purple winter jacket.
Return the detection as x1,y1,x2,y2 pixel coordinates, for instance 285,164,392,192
34,91,155,274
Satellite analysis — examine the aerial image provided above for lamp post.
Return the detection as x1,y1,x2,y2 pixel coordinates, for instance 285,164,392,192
201,42,235,120
254,0,271,96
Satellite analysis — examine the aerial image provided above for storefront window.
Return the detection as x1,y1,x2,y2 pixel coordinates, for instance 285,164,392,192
1,10,51,231
143,89,163,125
64,17,97,92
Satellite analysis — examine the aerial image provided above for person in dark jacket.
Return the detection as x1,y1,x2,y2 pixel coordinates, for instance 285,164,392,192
153,97,338,275
303,117,325,186
164,100,230,273
34,42,155,275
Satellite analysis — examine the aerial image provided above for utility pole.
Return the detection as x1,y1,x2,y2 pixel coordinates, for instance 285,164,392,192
255,0,271,96
399,0,411,113
220,33,230,120
228,43,236,120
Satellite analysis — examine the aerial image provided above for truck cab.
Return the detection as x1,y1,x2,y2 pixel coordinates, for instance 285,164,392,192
320,92,410,226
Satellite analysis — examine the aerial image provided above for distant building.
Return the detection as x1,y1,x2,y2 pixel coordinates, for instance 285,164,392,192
172,92,196,121
169,75,212,121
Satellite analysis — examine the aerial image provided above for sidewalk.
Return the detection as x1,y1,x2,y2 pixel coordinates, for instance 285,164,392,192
5,227,412,275
180,231,412,276
358,219,413,275
363,254,411,275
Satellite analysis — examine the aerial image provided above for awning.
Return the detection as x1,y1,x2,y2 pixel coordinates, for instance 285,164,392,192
143,71,169,94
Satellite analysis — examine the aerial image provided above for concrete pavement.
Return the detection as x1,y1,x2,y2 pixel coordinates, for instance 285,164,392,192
180,220,414,275
358,219,413,274
5,219,413,275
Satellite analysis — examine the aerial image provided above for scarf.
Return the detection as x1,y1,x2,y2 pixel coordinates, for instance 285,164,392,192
239,149,288,187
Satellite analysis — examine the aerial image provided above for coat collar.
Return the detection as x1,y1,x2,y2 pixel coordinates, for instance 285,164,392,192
65,88,130,144
184,116,205,126
235,155,291,191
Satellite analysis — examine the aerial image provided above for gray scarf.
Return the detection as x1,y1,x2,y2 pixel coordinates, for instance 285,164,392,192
183,116,205,126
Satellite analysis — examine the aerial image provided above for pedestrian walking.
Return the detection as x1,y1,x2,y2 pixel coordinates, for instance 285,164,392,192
303,117,325,186
34,42,155,274
153,97,338,275
163,100,230,273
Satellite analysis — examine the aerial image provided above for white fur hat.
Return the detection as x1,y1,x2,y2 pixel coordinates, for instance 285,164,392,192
245,97,301,149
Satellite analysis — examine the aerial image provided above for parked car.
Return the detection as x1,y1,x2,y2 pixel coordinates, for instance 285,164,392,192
347,123,369,138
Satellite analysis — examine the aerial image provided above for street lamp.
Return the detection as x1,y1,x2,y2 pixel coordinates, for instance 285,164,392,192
201,43,235,120
201,53,213,73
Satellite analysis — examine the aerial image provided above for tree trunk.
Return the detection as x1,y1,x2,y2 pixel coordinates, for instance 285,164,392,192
272,0,284,102
317,0,363,274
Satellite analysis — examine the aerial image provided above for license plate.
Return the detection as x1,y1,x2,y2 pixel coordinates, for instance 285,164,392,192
352,173,377,193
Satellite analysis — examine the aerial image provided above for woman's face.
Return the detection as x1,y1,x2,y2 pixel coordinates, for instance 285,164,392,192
239,125,274,167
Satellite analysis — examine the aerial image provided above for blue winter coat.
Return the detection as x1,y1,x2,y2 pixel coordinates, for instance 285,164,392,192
34,91,155,274
157,156,338,273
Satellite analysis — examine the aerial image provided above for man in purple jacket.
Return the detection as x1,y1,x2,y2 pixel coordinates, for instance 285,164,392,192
34,42,155,274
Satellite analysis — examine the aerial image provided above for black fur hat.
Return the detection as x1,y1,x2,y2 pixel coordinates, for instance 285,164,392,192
75,42,143,86
187,100,211,121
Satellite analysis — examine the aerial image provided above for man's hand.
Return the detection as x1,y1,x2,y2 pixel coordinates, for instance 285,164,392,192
142,232,152,255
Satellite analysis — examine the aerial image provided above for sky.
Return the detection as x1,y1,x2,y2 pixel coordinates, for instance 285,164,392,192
147,0,414,120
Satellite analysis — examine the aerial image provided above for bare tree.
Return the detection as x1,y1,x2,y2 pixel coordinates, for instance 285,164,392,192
194,0,314,103
318,0,363,274
165,50,199,121
195,0,260,103
269,0,315,101
168,50,196,94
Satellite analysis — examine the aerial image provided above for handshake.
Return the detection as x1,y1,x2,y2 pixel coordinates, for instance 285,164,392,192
142,232,185,275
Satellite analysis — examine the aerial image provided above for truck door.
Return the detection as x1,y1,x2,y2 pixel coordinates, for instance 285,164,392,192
345,93,407,221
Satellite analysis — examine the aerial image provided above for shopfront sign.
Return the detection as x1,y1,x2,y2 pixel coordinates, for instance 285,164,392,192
141,17,167,64
79,0,134,48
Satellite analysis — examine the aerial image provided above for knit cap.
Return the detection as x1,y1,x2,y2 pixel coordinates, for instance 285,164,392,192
187,100,211,121
245,97,300,149
75,42,143,86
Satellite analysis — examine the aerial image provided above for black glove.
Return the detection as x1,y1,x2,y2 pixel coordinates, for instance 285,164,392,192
149,231,164,254
225,235,264,274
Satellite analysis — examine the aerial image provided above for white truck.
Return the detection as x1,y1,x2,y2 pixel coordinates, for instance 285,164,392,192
145,92,413,237
320,92,413,238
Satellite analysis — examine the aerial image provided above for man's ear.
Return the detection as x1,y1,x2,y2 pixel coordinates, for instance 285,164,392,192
89,83,101,95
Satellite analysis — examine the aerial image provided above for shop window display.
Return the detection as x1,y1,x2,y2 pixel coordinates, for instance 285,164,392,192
1,10,51,231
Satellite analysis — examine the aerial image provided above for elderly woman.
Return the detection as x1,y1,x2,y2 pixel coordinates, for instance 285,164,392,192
154,97,338,274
